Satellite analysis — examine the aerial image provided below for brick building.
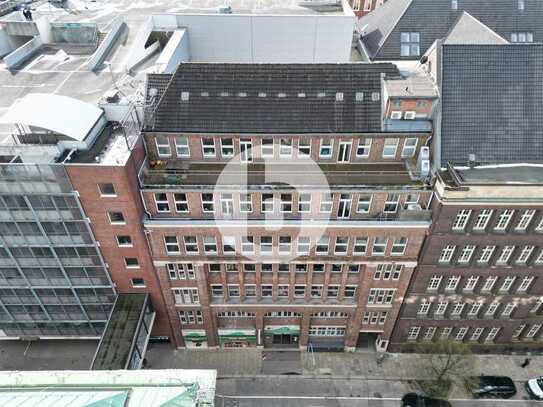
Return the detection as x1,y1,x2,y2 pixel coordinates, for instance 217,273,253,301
390,165,543,351
140,63,434,351
349,0,386,17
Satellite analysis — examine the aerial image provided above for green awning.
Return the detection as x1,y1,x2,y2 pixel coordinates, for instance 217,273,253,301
264,326,300,336
183,332,207,342
219,335,257,342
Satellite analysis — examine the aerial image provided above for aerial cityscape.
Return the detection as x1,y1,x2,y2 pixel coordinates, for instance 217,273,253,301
0,0,541,405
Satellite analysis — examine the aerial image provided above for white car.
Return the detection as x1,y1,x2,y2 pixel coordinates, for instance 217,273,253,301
526,378,543,400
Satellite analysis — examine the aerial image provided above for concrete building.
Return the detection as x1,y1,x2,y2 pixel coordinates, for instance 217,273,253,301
391,165,543,352
140,63,433,351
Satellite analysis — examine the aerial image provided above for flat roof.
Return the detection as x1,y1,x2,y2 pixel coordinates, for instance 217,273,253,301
454,165,543,186
383,75,439,98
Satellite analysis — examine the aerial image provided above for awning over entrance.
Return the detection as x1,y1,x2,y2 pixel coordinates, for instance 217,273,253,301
264,326,300,336
183,330,207,342
218,328,256,342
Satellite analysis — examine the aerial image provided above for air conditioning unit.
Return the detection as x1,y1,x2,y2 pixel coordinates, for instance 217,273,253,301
390,111,402,119
404,111,416,120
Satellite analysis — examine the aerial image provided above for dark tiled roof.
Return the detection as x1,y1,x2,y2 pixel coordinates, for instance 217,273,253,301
144,63,400,133
440,44,543,165
359,0,543,60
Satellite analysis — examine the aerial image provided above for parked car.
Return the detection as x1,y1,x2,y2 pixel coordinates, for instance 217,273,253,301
401,393,452,407
468,376,516,399
526,377,543,400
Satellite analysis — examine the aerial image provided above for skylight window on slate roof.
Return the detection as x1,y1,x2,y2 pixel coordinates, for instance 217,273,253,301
336,92,344,101
181,92,190,102
355,92,364,101
258,92,267,97
298,92,306,98
220,92,230,97
372,92,380,101
201,92,209,97
238,92,247,97
317,92,326,98
278,93,286,98
518,0,525,10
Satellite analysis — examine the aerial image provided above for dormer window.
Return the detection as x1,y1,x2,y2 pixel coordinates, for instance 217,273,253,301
451,0,457,9
518,0,525,10
278,92,286,98
355,92,364,101
400,32,420,57
258,92,267,97
335,92,344,101
180,91,189,102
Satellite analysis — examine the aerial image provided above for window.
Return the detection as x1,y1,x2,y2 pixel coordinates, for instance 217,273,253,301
320,193,333,213
356,195,371,214
439,245,456,263
201,138,216,157
495,209,514,231
404,194,419,210
512,32,533,42
374,263,402,280
116,235,132,247
518,276,534,293
501,303,516,318
329,264,340,273
401,138,418,157
226,284,240,298
440,327,452,340
516,245,534,264
355,92,364,102
382,138,399,158
334,237,348,255
353,237,368,254
294,285,306,298
344,286,357,298
280,139,292,157
316,236,329,254
526,324,541,339
327,285,339,298
516,210,536,232
260,236,273,254
372,237,387,255
477,245,495,264
173,288,199,304
481,276,497,293
384,193,399,213
226,264,238,273
280,194,292,212
156,135,171,157
243,264,255,273
407,326,420,340
167,263,195,280
125,257,139,268
362,311,387,325
221,193,233,215
470,327,484,342
367,288,395,305
435,302,448,316
457,245,475,264
203,236,217,254
222,236,236,254
454,327,468,341
309,326,346,337
244,284,256,298
500,276,516,292
423,327,436,341
241,236,254,254
473,209,493,231
239,193,252,213
131,278,145,288
311,285,323,298
427,275,442,291
451,302,465,317
261,139,274,158
319,139,333,158
297,236,310,254
98,183,116,196
512,324,526,340
155,193,170,212
179,310,203,324
348,264,360,274
485,302,499,317
467,302,483,318
391,237,407,255
278,264,290,274
485,327,500,342
356,139,371,158
400,32,420,57
452,209,471,231
371,92,380,101
175,136,190,157
531,298,543,313
277,285,289,298
537,217,543,232
418,300,431,315
221,138,234,157
201,193,214,213
464,276,479,292
108,211,125,224
183,236,198,254
261,264,273,274
298,193,311,213
451,0,458,9
298,139,311,156
445,276,460,291
337,194,351,218
279,236,291,254
261,285,273,297
165,236,180,254
174,193,188,213
518,0,525,10
262,193,274,213
496,246,514,265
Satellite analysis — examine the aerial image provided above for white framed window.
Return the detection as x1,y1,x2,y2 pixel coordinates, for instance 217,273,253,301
201,138,216,157
309,326,346,337
391,237,408,255
500,276,516,292
356,139,371,157
261,193,274,213
261,264,273,274
512,324,526,340
440,327,452,340
435,302,448,316
445,276,461,291
222,236,236,254
418,300,431,315
337,194,351,218
511,31,533,42
221,193,233,215
382,138,399,158
203,236,217,254
501,303,516,317
227,284,240,298
174,193,188,213
477,245,495,264
367,288,395,305
173,288,199,305
316,236,329,254
244,284,256,297
485,302,499,317
356,194,372,214
175,136,190,157
452,209,472,231
280,138,292,157
401,138,418,157
535,249,543,265
220,138,234,157
178,310,203,324
116,235,132,247
155,193,170,212
423,327,436,341
297,236,310,254
155,135,171,157
516,245,534,264
319,139,333,158
261,285,273,297
407,326,420,340
311,285,323,298
526,324,541,339
467,302,483,317
515,209,535,231
463,275,479,291
165,236,180,254
495,209,514,231
404,193,419,209
457,245,476,264
496,245,514,265
279,236,291,254
481,276,498,293
298,193,311,213
183,236,198,254
320,193,333,213
98,183,116,197
201,193,214,213
470,327,484,341
371,92,380,101
427,275,442,291
298,138,311,157
372,237,387,255
473,209,493,231
531,298,543,313
384,193,400,213
241,236,254,254
276,284,289,298
353,237,368,254
240,193,252,213
334,236,349,255
485,327,500,342
400,32,420,57
439,245,456,263
451,302,465,317
518,0,525,10
518,276,534,293
260,236,273,254
280,194,292,213
243,264,256,274
294,285,306,298
261,139,274,158
355,92,364,102
327,285,339,298
536,217,543,232
454,327,468,341
240,139,253,163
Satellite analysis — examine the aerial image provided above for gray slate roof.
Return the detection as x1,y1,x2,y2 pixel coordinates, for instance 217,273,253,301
440,44,543,165
358,0,543,60
144,63,400,134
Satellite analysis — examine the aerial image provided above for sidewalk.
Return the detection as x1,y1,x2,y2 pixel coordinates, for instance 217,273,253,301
146,343,543,381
